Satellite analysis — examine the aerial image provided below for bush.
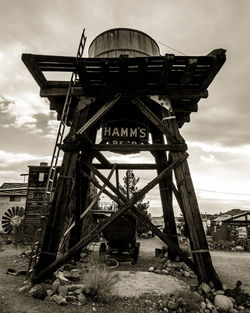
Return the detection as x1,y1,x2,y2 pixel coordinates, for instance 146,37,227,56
83,264,120,303
174,289,203,313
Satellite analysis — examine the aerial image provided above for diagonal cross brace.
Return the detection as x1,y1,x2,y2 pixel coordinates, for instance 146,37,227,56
82,157,196,273
71,93,121,140
131,96,184,144
32,154,187,283
63,164,117,238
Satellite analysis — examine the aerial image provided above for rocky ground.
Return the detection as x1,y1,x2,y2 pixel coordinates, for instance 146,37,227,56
0,238,250,313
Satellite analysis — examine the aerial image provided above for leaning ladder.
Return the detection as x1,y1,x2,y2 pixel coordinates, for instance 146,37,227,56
27,29,87,278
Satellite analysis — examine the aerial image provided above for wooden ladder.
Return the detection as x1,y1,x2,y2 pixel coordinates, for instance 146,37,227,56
27,29,87,279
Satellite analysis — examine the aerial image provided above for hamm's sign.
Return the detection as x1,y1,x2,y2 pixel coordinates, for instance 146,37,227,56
101,120,149,145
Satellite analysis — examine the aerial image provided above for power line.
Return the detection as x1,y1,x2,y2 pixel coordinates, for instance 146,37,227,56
155,40,187,56
138,177,250,197
196,189,250,197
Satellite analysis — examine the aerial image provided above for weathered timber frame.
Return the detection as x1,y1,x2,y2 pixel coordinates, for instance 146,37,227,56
22,47,226,289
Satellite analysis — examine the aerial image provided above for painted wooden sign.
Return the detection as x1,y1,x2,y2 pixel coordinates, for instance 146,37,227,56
101,120,149,145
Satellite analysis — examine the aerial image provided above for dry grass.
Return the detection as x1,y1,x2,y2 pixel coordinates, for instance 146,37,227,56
83,264,120,303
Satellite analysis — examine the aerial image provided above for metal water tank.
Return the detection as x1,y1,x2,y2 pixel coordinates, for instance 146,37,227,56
88,28,160,58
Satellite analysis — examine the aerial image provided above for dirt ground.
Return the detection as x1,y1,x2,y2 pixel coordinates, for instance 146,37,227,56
0,238,250,313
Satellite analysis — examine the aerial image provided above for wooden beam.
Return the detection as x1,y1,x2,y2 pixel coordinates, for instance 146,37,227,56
72,94,121,139
88,143,187,152
159,54,175,86
82,160,196,272
180,58,198,87
201,49,226,89
132,96,182,144
151,129,179,260
93,163,157,170
22,54,48,88
32,153,188,283
63,164,117,238
40,86,209,99
161,106,222,289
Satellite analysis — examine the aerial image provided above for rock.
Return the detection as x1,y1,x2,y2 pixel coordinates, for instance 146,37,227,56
40,282,51,291
235,246,244,252
58,285,68,297
28,284,47,300
145,299,153,306
63,269,81,281
154,269,162,274
182,264,190,272
68,284,86,291
228,309,239,313
51,294,67,306
66,295,77,302
163,308,169,312
51,279,61,294
200,301,207,310
214,295,233,311
200,283,212,294
148,267,154,272
57,271,69,284
213,290,225,296
63,263,75,271
77,293,87,305
75,288,84,295
18,281,33,293
206,303,215,310
183,271,191,278
161,269,169,275
168,300,177,310
46,289,53,296
171,262,184,269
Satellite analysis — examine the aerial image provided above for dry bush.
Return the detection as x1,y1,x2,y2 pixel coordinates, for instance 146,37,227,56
83,264,120,303
174,289,203,313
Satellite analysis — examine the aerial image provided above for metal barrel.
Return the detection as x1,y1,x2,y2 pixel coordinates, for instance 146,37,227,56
88,28,160,58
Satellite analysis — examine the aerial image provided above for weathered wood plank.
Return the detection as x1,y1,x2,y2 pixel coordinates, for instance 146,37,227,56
93,163,156,170
88,143,187,152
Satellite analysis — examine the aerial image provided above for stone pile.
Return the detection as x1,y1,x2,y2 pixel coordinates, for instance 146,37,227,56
148,257,196,279
19,252,94,306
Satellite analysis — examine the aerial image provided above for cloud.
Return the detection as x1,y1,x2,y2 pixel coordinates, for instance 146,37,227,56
0,150,50,168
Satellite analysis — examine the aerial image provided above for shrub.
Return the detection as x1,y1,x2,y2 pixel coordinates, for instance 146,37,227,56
174,289,203,313
83,264,120,303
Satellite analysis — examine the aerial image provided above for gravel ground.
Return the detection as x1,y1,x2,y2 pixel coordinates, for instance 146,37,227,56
0,238,249,313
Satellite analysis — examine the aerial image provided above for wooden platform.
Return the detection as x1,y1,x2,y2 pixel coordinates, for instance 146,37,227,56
22,49,226,128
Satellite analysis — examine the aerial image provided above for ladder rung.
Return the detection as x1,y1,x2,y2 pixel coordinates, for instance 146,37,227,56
34,241,40,245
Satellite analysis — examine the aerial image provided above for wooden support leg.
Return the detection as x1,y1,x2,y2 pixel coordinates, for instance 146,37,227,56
161,106,222,289
151,128,179,260
68,157,82,260
32,106,91,281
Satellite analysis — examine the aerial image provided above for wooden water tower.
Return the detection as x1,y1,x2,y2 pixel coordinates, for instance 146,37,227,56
22,28,226,288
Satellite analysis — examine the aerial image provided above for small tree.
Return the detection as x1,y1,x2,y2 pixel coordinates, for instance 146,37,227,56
119,170,151,235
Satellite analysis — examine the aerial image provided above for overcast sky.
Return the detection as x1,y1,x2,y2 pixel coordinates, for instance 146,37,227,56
0,0,250,216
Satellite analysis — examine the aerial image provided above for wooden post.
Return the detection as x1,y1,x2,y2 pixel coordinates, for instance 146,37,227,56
151,128,179,260
160,103,222,289
33,103,91,279
68,157,82,260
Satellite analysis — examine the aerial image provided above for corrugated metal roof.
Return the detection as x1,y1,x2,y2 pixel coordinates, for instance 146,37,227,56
0,183,27,196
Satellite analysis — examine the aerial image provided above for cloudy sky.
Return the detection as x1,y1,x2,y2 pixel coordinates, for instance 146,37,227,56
0,0,250,216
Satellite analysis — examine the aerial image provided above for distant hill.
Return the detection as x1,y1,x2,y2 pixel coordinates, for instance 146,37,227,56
222,208,248,216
